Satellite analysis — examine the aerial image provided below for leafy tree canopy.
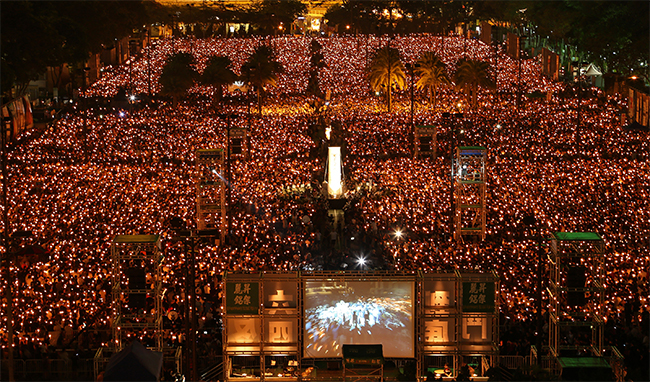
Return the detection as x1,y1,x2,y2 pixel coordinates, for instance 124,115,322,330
1,0,150,99
473,1,649,75
159,52,198,106
325,0,473,35
248,0,307,34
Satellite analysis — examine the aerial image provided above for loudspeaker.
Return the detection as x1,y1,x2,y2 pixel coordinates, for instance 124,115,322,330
231,138,243,155
127,267,147,310
127,267,146,289
567,266,586,307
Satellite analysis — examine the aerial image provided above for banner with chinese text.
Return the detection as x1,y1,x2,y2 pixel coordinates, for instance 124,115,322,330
226,282,259,314
462,282,495,312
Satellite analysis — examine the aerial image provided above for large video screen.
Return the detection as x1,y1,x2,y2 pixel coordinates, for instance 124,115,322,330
304,280,414,358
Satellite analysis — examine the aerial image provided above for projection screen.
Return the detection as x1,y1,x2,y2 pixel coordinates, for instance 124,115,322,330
303,280,414,358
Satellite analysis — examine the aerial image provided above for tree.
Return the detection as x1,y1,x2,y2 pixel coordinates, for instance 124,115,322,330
201,55,236,109
454,59,495,109
415,52,450,110
241,45,284,114
324,1,394,35
1,0,150,100
159,52,197,107
1,1,62,99
566,1,649,76
473,1,650,77
250,0,306,35
368,46,405,113
325,0,474,35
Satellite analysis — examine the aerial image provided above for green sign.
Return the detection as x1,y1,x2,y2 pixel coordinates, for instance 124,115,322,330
226,282,259,314
462,282,495,312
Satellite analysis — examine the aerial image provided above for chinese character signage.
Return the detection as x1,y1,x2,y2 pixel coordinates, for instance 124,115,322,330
226,282,259,314
461,316,490,342
462,282,495,312
264,281,298,311
266,320,296,343
424,318,455,343
227,318,261,343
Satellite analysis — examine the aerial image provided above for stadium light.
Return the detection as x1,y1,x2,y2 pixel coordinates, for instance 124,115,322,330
356,255,367,268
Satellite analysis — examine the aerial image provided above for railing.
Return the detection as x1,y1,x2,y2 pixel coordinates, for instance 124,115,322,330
1,358,95,381
497,355,530,370
529,345,538,366
606,346,625,382
200,357,225,381
482,356,491,374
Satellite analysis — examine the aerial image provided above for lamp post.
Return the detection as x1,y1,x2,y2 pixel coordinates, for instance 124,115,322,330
2,115,14,382
217,113,238,246
517,10,528,112
82,67,90,156
517,36,524,111
446,112,463,241
170,228,204,382
574,65,601,149
170,13,179,53
523,214,545,365
493,40,500,103
406,63,417,157
1,117,33,382
240,64,252,125
128,43,135,96
170,214,221,382
578,64,602,130
147,27,152,96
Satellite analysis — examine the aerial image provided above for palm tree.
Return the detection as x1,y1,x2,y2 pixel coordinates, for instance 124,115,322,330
454,59,495,108
415,52,450,110
241,45,284,114
159,52,197,107
201,55,236,109
368,46,406,112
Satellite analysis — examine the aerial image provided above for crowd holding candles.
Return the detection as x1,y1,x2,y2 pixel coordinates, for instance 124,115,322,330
1,34,647,375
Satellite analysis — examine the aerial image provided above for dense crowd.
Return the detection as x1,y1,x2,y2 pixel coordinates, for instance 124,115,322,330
1,34,648,379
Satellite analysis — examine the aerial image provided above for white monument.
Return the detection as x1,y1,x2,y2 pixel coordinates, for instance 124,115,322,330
327,146,344,198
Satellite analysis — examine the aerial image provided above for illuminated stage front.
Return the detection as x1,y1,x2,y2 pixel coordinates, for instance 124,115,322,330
221,271,499,381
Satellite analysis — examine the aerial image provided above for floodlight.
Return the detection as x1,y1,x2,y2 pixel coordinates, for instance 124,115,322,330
356,256,366,267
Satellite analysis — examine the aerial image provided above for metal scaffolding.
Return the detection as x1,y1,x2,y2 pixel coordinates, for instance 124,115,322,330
453,146,487,241
195,149,226,243
221,270,499,381
548,232,605,358
222,271,302,381
110,234,163,351
420,271,499,379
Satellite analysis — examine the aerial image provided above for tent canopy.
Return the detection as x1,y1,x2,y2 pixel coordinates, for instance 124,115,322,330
103,341,163,382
